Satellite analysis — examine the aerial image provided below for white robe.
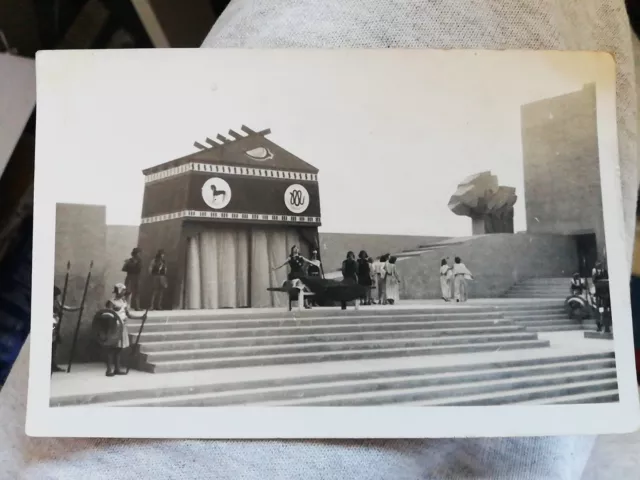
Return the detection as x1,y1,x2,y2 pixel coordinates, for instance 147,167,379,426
452,263,472,302
440,264,453,299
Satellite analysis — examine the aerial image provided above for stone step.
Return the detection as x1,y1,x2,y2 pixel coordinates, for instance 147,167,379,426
507,314,568,321
416,378,618,406
525,325,587,332
513,319,581,327
128,312,509,333
134,320,519,340
511,280,570,285
97,358,617,407
518,389,619,405
509,285,569,290
584,331,614,340
143,332,542,363
51,352,614,406
496,309,565,316
139,325,527,350
141,306,506,323
257,369,617,406
148,339,551,373
506,291,568,297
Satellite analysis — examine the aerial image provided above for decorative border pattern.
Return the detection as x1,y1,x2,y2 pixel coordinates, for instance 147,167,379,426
141,210,322,225
144,162,318,184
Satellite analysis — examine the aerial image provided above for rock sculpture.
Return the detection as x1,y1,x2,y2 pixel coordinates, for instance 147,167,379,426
448,171,517,234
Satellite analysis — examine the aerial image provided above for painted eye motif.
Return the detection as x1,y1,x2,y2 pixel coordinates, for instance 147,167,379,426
245,147,273,161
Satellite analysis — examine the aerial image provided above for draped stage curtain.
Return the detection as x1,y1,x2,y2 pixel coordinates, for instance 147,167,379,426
184,226,310,309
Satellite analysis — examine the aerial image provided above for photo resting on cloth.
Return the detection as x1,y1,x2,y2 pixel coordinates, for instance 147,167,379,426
27,49,639,439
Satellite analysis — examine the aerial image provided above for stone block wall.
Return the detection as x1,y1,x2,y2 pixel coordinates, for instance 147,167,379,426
54,203,107,364
54,204,139,364
318,233,448,272
398,233,578,300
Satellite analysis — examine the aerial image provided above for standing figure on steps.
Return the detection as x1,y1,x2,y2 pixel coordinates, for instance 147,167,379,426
122,247,143,310
452,256,473,303
439,258,453,302
149,249,168,310
104,283,146,377
384,256,401,305
52,286,80,373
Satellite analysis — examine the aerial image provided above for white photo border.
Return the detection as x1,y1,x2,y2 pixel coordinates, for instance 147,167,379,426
26,49,640,438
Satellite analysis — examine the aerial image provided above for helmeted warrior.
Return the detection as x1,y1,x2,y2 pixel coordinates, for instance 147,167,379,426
52,286,80,373
93,283,146,377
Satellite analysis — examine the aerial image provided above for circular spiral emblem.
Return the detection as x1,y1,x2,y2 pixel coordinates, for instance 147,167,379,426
201,177,232,210
284,184,309,214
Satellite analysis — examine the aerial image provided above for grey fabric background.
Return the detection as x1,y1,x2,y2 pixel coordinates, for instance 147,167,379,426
1,1,637,478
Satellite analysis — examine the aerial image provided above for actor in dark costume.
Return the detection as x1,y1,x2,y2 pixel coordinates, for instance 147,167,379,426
273,245,315,308
357,250,373,305
570,273,586,297
52,286,80,373
102,283,146,377
592,262,611,333
122,247,143,310
341,251,359,285
149,249,168,310
306,249,322,306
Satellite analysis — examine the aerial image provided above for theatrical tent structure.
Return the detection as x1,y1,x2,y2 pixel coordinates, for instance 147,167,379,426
137,125,322,310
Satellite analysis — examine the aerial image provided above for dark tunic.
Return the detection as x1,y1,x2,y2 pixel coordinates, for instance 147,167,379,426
341,259,358,284
357,259,372,286
287,255,306,280
151,259,168,290
570,279,584,296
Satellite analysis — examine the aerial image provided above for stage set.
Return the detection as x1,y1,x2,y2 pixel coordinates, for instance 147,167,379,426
137,125,322,310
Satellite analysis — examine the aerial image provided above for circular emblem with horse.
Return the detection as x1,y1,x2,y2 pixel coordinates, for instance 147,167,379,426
201,177,232,210
284,184,309,214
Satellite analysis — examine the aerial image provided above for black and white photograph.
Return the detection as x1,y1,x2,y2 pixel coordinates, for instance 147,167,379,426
28,49,638,438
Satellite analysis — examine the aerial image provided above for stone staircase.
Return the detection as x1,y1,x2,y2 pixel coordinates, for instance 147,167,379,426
53,351,617,407
128,307,551,374
495,303,595,332
503,277,571,299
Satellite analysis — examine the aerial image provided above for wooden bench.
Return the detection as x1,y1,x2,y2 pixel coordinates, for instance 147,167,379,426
267,285,316,312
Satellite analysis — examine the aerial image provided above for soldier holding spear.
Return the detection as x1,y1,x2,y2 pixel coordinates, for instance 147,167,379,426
52,262,80,373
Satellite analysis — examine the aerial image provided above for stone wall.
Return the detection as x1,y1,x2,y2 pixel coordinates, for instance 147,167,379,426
521,84,606,257
54,204,107,364
318,233,448,272
105,225,140,294
398,233,578,300
55,204,139,364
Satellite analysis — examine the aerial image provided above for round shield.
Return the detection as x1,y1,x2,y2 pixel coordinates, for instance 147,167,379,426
92,308,123,347
564,295,592,320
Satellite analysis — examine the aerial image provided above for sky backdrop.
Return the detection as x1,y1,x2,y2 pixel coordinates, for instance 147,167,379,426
36,49,607,237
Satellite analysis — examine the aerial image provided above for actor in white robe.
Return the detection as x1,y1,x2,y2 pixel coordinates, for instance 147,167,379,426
452,257,473,302
439,259,453,301
384,256,401,304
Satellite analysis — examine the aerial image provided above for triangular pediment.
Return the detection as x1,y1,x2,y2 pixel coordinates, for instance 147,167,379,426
144,126,318,175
